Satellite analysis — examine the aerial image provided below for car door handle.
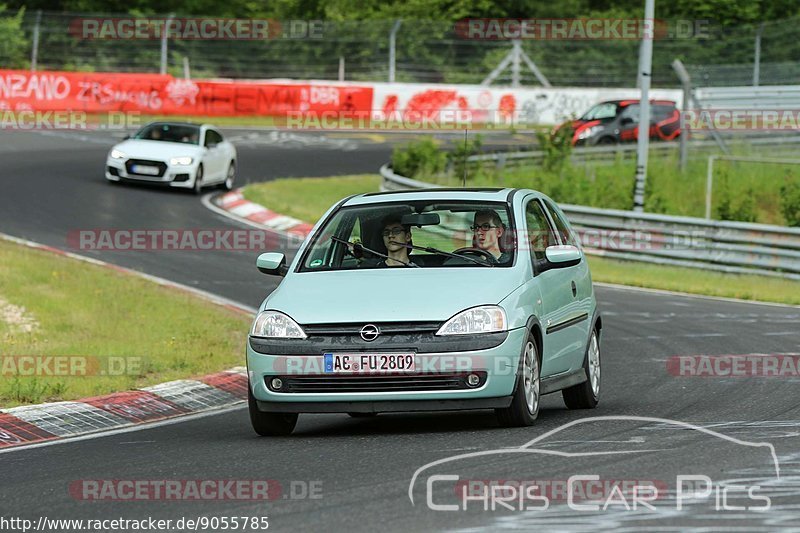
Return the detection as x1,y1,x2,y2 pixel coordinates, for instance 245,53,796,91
571,281,577,297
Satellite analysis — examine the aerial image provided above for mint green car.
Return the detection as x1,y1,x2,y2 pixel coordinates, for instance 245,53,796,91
247,188,602,436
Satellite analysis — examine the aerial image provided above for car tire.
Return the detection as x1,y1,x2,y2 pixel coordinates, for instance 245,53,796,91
562,328,600,409
221,162,235,190
496,332,540,427
248,386,298,436
347,412,377,418
596,136,616,145
193,164,204,195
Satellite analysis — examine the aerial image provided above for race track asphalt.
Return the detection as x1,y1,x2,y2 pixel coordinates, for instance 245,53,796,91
1,129,799,531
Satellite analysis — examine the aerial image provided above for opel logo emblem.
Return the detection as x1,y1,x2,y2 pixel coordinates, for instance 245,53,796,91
360,324,380,342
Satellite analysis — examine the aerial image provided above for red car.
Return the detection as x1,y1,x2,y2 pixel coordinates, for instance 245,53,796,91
554,99,681,146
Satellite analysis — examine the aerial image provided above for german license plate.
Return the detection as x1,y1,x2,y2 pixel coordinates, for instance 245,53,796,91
131,164,159,175
323,353,415,374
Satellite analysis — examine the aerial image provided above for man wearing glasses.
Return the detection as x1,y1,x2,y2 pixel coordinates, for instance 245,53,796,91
471,209,511,264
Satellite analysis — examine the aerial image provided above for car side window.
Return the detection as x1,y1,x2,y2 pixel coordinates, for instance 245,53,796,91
543,199,577,247
525,199,558,271
204,130,222,147
618,104,640,122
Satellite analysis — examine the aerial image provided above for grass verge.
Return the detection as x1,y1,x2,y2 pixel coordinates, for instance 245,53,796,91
0,239,251,407
242,175,800,306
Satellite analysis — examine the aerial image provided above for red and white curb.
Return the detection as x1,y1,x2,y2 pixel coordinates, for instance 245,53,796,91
215,190,314,239
0,232,256,450
0,368,247,449
0,368,249,449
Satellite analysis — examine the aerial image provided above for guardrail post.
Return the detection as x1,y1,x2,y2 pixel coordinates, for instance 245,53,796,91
30,10,41,72
705,155,716,219
389,20,402,83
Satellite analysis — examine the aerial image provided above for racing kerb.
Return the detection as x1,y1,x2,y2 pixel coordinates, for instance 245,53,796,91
379,164,800,280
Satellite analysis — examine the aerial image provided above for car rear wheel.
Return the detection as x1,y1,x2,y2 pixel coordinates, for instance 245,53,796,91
248,386,298,436
496,333,540,427
193,164,204,195
562,329,600,409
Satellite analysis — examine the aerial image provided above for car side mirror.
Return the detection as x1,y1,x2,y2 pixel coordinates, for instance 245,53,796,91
544,245,581,268
123,134,130,140
256,252,288,276
620,117,634,126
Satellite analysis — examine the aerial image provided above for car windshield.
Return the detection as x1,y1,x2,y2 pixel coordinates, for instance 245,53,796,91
299,200,516,271
580,102,619,121
134,123,201,145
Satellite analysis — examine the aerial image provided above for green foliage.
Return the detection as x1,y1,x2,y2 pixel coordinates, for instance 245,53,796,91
391,138,447,178
536,125,573,172
449,133,483,184
780,178,800,227
0,5,28,69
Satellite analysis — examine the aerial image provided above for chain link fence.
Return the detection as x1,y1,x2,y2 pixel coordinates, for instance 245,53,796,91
1,9,800,87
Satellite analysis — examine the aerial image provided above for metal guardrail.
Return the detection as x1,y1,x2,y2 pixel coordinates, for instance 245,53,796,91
465,135,800,172
379,164,800,280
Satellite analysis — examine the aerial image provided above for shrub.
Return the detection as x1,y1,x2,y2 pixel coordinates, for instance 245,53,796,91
391,138,447,178
780,179,800,227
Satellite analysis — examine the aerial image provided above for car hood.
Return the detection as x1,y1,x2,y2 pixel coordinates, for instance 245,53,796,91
112,139,204,160
264,267,526,324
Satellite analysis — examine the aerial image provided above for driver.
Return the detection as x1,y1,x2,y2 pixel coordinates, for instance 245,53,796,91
471,210,511,263
377,215,415,267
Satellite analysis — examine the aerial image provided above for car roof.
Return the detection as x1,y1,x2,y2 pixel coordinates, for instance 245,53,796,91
141,121,208,129
601,99,676,107
343,188,538,207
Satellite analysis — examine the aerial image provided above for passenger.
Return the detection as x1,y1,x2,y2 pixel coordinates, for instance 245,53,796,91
471,209,511,263
149,128,162,140
377,215,415,267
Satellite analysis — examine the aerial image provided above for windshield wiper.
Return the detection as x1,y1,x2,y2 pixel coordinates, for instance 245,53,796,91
330,236,420,268
399,242,494,267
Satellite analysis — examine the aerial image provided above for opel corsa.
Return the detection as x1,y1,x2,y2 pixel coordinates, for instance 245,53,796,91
247,188,602,435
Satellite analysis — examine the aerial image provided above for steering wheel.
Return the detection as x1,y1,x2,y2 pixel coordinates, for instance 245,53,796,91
451,247,498,264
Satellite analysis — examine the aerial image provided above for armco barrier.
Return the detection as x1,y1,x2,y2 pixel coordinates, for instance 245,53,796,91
379,164,800,280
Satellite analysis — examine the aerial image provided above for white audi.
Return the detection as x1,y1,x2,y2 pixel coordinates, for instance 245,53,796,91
105,122,237,193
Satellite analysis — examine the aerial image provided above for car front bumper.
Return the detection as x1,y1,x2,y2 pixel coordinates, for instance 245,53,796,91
105,158,198,188
246,327,526,413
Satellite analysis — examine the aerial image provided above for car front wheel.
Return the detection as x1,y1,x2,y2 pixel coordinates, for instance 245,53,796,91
222,162,235,190
248,386,298,436
496,332,540,427
193,164,204,195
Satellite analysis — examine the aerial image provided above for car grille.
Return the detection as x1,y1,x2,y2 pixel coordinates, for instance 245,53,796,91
125,159,168,178
269,372,487,393
301,321,441,336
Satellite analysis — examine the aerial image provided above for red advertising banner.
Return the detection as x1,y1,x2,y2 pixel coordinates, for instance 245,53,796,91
0,70,373,117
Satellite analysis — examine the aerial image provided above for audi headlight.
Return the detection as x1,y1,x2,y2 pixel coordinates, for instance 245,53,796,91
577,125,604,140
436,305,507,335
250,311,306,339
170,156,194,165
110,149,126,159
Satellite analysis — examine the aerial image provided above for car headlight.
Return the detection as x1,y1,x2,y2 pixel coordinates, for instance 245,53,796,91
250,311,306,339
110,149,126,159
170,156,194,165
577,125,604,140
436,305,507,335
